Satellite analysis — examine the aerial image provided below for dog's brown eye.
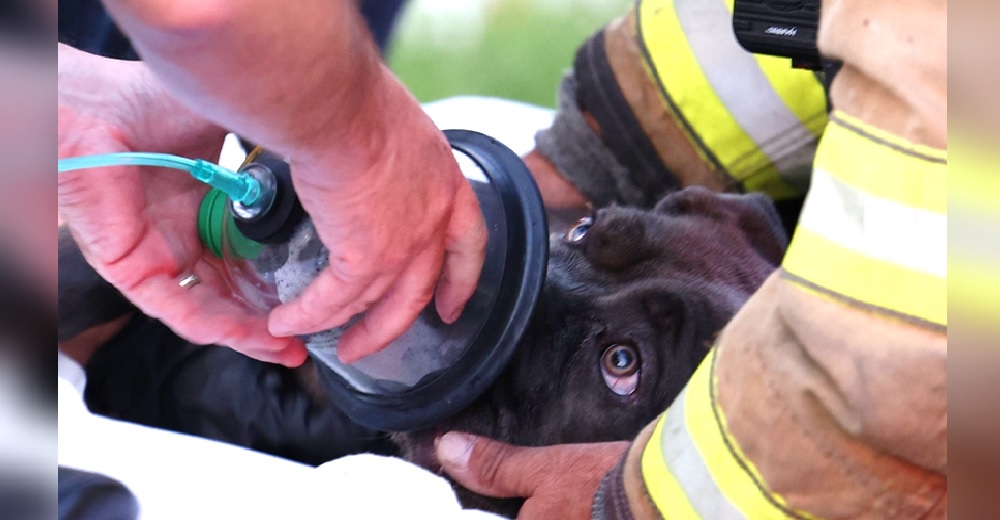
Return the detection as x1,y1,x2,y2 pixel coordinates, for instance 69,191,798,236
603,344,638,376
601,344,640,396
566,216,593,243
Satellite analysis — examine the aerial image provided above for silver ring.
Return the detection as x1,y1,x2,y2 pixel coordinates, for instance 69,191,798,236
179,274,201,289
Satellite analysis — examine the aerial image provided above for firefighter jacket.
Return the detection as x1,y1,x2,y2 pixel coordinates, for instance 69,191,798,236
537,0,949,518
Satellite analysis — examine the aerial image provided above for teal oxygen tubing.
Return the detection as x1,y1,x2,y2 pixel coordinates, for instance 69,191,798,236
57,152,263,206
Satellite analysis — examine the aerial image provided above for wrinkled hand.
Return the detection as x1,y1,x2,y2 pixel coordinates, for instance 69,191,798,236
436,432,628,520
57,45,306,365
266,67,488,363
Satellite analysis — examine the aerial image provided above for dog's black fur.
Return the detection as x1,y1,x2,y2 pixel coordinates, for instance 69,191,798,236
392,187,788,516
61,186,787,518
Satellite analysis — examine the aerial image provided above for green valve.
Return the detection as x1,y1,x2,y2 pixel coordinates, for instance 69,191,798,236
198,188,263,260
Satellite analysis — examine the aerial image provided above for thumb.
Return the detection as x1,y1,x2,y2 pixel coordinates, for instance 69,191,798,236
436,432,545,499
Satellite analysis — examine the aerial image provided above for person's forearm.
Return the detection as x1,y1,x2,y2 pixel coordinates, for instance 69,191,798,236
100,0,386,169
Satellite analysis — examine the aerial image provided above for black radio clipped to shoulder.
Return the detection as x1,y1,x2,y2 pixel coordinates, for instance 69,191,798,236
733,0,821,69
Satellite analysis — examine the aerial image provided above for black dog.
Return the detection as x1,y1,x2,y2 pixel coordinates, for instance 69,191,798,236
61,186,786,517
392,187,787,515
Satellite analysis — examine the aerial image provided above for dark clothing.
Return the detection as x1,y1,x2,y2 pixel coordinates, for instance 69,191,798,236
58,468,140,520
58,227,394,465
84,315,397,464
58,0,138,60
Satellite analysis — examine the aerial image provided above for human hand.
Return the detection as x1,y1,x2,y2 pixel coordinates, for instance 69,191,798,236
522,149,589,210
82,0,486,363
267,67,488,363
57,45,306,366
435,432,628,520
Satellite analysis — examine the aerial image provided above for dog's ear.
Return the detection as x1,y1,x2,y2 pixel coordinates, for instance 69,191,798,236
579,209,654,270
654,187,788,265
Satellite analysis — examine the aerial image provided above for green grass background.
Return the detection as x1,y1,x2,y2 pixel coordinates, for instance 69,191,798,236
388,0,631,108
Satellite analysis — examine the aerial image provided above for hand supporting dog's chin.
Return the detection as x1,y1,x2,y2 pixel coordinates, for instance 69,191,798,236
391,429,524,517
392,188,788,518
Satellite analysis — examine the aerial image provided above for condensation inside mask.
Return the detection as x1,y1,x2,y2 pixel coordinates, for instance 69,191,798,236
273,150,507,394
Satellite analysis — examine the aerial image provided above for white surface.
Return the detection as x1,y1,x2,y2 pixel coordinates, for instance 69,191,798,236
422,95,555,155
219,95,555,167
58,353,499,520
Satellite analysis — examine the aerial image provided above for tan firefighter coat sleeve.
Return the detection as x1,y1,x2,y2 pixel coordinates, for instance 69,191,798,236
534,0,828,207
590,0,948,518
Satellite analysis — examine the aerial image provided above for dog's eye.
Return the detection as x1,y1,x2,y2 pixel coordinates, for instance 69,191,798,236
603,344,638,376
601,344,640,396
565,216,593,243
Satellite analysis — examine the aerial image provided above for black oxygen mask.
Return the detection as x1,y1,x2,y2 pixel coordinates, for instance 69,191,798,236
197,130,547,431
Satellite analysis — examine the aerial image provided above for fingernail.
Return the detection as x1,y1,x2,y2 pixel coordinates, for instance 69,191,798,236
444,304,466,325
268,317,294,337
435,432,473,470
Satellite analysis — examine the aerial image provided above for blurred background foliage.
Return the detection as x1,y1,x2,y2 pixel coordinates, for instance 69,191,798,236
388,0,631,108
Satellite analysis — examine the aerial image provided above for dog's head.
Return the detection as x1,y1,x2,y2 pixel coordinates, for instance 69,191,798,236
393,187,787,514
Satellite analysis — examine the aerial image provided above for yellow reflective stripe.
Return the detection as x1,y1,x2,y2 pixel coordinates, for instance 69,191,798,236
661,389,744,518
642,350,816,519
638,0,776,190
740,156,802,202
822,114,946,213
784,229,947,326
687,350,812,519
752,56,827,140
638,0,737,172
783,111,947,328
641,410,704,519
798,169,946,277
714,0,828,141
637,0,826,199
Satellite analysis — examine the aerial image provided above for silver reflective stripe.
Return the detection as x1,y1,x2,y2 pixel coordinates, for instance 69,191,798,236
660,386,746,520
798,168,948,278
674,0,817,189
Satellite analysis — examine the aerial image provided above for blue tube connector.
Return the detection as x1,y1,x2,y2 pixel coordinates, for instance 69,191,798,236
187,158,261,206
58,152,262,206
